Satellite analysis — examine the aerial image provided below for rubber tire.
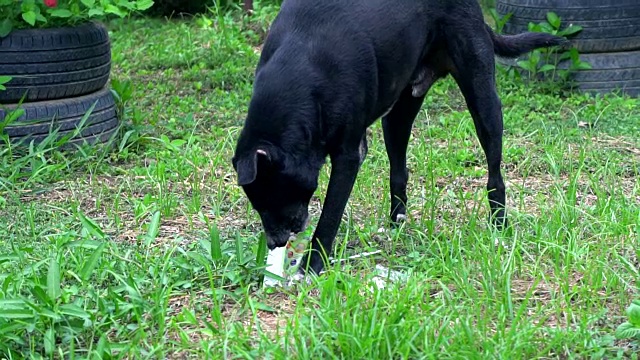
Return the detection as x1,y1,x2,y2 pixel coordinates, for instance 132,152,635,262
1,87,120,147
0,22,111,104
564,51,640,97
496,0,640,53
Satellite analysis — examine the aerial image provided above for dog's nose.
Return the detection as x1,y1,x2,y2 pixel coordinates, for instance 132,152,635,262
265,232,289,249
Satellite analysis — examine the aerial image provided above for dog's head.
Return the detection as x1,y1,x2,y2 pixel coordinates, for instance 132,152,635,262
232,59,327,249
232,145,320,249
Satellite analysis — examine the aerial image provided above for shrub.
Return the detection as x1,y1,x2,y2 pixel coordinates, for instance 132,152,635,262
0,0,154,37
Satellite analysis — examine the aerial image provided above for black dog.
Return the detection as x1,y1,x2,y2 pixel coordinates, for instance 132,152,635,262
232,0,565,275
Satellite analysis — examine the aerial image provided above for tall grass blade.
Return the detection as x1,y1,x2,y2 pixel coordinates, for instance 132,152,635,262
47,258,61,301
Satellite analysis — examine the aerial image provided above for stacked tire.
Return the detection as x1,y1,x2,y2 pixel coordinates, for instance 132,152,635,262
497,0,640,97
0,22,119,148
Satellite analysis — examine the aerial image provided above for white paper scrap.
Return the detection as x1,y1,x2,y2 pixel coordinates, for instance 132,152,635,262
264,247,285,287
370,264,409,290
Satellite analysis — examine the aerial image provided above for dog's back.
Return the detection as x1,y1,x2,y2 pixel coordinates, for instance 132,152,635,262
257,0,508,121
257,0,445,121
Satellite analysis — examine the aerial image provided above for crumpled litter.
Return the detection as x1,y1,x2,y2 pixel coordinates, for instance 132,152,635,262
263,245,409,290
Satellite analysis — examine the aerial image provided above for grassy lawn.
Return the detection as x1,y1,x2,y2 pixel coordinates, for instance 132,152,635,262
1,7,639,359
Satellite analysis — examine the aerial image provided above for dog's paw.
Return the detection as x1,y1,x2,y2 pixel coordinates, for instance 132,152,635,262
390,212,407,228
489,210,508,231
299,252,327,277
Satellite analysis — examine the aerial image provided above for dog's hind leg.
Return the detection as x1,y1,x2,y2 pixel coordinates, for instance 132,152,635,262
448,29,508,229
382,86,427,225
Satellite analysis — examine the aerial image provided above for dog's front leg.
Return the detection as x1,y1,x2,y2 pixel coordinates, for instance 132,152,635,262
301,151,362,275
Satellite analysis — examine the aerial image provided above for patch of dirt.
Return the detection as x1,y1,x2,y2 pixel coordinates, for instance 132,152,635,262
12,172,240,247
162,288,302,352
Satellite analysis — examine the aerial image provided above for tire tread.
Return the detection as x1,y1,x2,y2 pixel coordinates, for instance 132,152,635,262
0,22,111,103
1,87,120,146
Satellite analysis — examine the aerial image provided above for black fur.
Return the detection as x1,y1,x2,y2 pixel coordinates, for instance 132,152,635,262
232,0,566,275
411,25,566,97
487,24,569,58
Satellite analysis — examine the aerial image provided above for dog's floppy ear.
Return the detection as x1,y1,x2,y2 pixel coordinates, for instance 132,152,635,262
236,149,269,186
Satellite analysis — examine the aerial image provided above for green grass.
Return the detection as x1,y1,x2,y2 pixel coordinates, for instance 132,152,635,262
1,6,639,359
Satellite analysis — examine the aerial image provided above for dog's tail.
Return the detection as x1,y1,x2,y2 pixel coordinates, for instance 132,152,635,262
486,24,569,58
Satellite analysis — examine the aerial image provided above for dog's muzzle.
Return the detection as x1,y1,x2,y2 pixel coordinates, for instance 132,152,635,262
265,214,310,249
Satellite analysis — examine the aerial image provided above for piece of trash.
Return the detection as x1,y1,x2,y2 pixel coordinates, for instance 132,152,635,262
263,229,385,288
375,264,408,281
263,246,286,287
577,121,594,129
494,238,510,250
372,277,388,289
370,264,409,290
263,228,312,288
330,250,382,264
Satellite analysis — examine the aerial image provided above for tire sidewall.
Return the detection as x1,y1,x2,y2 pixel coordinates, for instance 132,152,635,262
0,21,112,104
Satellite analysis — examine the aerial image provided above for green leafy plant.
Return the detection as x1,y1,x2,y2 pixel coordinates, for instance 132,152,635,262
520,12,591,82
616,300,640,342
488,7,511,34
0,0,154,37
0,76,11,91
493,10,591,91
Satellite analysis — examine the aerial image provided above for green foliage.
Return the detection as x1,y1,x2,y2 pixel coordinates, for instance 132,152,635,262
616,300,640,342
519,12,591,80
488,7,511,34
0,76,11,91
493,10,591,93
0,0,154,37
480,0,495,9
